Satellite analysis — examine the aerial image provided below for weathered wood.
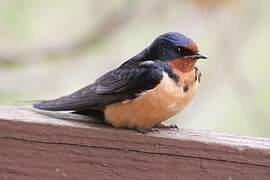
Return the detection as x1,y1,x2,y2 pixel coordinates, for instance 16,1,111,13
0,106,269,180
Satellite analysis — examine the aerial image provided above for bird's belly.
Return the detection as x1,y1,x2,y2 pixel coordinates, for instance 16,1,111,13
104,74,197,129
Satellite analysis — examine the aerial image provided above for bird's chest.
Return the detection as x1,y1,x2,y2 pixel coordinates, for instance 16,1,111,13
155,69,199,116
104,69,200,129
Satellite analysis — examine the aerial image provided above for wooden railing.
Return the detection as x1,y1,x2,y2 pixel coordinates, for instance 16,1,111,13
0,106,269,180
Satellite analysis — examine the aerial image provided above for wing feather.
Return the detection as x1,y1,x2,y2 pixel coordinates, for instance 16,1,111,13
33,62,165,111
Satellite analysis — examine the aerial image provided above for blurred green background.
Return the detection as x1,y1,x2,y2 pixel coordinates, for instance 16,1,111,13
0,0,269,137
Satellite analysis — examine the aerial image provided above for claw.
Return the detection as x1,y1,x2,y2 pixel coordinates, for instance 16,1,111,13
155,123,179,129
135,127,159,134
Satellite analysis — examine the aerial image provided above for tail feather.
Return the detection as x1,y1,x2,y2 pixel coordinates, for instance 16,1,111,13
14,100,43,106
33,99,64,111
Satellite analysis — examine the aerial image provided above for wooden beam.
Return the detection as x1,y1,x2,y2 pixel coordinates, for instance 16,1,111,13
0,106,269,180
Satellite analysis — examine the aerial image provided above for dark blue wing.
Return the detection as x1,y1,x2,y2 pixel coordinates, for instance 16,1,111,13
33,61,166,111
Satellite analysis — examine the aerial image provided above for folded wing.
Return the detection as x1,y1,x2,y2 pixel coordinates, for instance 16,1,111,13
33,61,164,111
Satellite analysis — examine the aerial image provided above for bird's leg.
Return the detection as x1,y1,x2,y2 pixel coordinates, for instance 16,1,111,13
154,123,179,129
135,127,159,134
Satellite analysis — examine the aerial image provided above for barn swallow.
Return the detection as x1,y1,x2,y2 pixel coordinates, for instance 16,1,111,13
34,32,206,132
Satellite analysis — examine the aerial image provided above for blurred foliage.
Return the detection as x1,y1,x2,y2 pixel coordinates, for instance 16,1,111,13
0,0,269,137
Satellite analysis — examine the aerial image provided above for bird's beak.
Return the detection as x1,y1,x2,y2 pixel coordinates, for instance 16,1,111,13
186,53,207,60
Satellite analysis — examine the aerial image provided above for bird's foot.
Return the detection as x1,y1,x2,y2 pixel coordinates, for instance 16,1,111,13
154,123,179,130
135,127,159,134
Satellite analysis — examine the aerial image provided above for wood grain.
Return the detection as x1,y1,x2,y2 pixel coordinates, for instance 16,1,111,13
0,106,269,180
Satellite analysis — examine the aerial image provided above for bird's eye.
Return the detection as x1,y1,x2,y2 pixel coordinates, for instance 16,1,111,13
175,46,195,57
175,46,182,53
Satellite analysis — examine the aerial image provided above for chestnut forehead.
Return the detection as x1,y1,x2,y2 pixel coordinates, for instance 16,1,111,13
159,37,198,52
186,42,198,52
172,36,198,52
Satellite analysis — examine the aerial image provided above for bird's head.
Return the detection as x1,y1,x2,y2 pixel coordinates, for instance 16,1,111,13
149,32,207,72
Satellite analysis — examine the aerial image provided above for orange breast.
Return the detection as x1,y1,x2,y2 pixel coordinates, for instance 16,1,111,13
104,69,199,129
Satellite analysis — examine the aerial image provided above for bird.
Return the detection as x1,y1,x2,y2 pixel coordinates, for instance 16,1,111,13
33,32,207,133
